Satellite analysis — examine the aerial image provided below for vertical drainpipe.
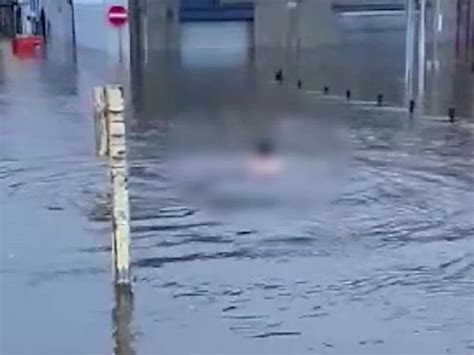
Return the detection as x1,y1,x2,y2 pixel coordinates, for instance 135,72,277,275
129,0,140,66
456,0,461,56
471,0,474,63
433,0,441,70
68,0,77,61
285,0,299,81
405,0,415,101
418,0,426,97
466,0,471,55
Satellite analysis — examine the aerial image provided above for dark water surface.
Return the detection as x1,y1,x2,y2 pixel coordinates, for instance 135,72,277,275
1,23,474,354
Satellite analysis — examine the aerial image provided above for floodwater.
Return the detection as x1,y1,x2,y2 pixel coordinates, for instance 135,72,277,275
1,20,474,355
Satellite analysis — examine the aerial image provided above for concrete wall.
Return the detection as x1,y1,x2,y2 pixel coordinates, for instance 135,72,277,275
143,0,180,51
40,0,74,41
254,0,341,48
438,0,461,42
254,0,466,48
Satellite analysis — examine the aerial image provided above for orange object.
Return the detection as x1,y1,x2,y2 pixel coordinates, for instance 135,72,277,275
11,35,43,56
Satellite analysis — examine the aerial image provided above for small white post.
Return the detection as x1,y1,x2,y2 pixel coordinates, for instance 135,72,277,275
93,87,108,157
104,85,131,285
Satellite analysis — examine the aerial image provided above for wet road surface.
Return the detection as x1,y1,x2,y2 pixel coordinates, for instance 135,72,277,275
1,24,474,354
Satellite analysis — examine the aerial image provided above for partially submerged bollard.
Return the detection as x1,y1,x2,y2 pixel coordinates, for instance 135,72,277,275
377,94,384,106
106,85,131,285
94,85,131,285
409,100,416,114
346,90,351,101
448,107,456,123
275,69,283,83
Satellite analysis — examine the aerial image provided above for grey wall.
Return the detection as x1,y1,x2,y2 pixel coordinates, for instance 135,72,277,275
254,0,341,48
144,0,180,51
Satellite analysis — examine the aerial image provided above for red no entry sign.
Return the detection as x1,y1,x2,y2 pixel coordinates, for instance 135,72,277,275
107,5,128,27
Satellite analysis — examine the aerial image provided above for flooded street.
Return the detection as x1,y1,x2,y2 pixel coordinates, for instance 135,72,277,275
1,19,474,354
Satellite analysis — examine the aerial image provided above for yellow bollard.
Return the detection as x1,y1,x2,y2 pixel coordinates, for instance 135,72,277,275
104,85,131,285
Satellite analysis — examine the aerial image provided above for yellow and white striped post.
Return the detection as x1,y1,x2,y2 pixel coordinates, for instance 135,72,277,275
104,85,131,285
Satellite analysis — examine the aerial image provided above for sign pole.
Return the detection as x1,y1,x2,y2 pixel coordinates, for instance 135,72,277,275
119,26,123,64
107,5,128,63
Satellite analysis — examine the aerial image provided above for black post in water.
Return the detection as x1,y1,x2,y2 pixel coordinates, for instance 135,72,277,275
275,69,283,83
377,94,384,106
346,90,351,100
448,107,456,122
323,86,329,94
297,80,302,89
409,100,416,114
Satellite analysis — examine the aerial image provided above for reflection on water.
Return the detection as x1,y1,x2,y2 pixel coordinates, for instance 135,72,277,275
113,284,135,355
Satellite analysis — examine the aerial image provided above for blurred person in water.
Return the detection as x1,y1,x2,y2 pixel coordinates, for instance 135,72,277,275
246,139,283,177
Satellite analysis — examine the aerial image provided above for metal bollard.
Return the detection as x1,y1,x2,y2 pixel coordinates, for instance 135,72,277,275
377,94,384,106
275,69,283,83
346,90,351,100
409,100,416,114
448,107,456,123
297,79,302,89
323,86,329,94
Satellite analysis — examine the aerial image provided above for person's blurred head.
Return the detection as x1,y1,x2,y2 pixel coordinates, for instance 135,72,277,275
256,140,274,157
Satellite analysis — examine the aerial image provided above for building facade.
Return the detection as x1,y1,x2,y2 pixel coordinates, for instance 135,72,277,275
37,0,129,62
